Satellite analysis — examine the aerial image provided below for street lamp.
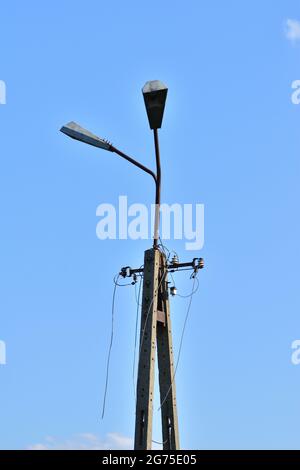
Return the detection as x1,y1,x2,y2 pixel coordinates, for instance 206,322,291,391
142,80,168,246
60,80,168,247
60,82,204,451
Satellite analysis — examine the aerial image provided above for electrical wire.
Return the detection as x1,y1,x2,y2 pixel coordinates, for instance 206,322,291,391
152,439,168,446
101,276,119,419
158,275,198,411
176,276,199,298
160,237,199,297
134,270,143,307
158,237,175,264
158,237,179,261
101,273,132,419
158,239,170,259
158,237,178,287
158,238,178,297
114,274,132,287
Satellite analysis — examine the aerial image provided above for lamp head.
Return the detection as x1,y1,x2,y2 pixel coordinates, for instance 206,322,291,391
142,80,168,130
60,121,111,151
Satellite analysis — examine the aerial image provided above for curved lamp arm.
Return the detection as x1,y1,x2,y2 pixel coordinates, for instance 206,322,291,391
110,145,157,184
60,121,160,247
60,121,157,183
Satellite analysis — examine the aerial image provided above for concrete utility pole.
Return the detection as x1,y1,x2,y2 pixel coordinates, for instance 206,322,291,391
134,249,179,450
60,80,204,451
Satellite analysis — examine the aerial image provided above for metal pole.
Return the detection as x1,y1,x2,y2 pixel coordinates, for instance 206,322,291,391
153,129,161,248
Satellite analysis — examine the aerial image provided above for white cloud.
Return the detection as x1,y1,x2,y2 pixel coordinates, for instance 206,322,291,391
27,432,133,450
285,19,300,43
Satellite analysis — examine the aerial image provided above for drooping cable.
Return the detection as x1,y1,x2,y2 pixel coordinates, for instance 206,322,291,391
101,274,131,419
134,271,143,307
114,274,132,287
176,276,199,298
152,438,168,446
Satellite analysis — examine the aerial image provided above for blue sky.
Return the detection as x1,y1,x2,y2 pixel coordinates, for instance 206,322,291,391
1,0,300,450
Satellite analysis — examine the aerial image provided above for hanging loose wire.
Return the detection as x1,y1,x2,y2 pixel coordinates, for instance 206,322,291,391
176,276,199,298
154,239,201,412
113,274,132,287
102,248,198,419
134,268,143,307
152,438,168,446
101,273,132,419
101,242,201,420
158,274,198,411
101,276,118,419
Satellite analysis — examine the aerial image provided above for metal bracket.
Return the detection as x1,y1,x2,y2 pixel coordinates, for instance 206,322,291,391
120,257,204,280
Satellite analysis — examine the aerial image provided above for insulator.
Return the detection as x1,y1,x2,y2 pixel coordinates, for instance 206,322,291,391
171,254,179,265
170,286,177,296
198,258,204,269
